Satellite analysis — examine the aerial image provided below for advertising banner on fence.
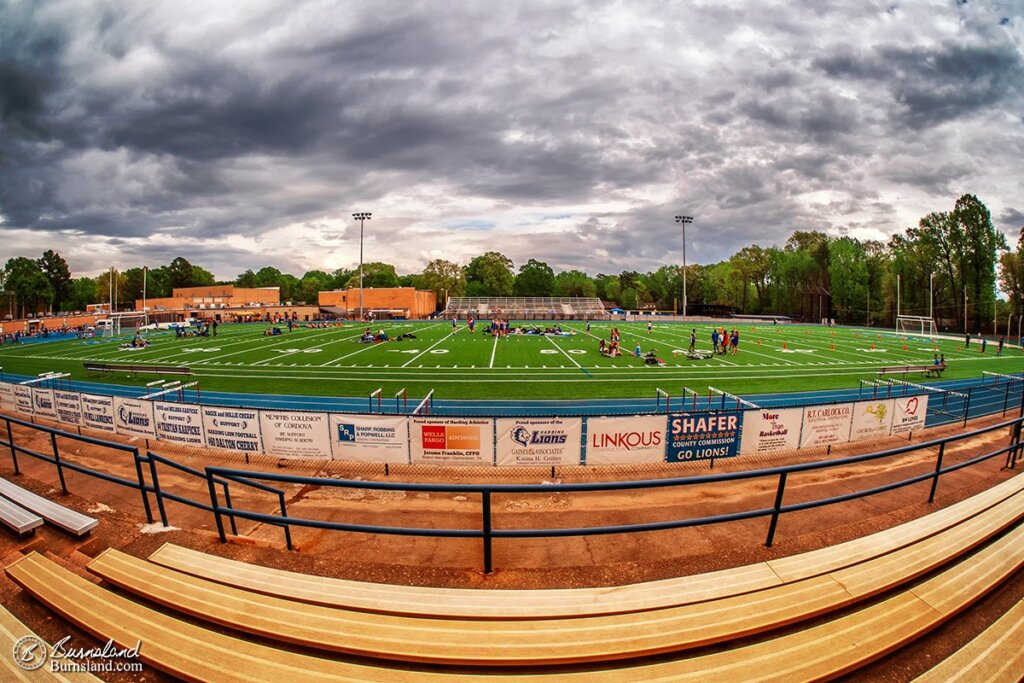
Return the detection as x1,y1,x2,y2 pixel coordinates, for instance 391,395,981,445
259,410,331,459
799,403,854,448
202,407,262,453
585,415,666,465
0,383,14,413
850,400,894,442
13,385,33,415
53,390,83,427
495,417,582,466
154,401,206,446
892,395,929,435
410,418,494,465
329,414,408,463
80,393,115,433
740,408,803,455
31,387,58,420
667,412,741,462
114,396,157,439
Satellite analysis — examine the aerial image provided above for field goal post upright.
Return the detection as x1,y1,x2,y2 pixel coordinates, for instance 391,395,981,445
896,315,938,338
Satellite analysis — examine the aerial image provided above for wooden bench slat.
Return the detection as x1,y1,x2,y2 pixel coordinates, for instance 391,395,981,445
0,606,103,682
911,598,1024,683
88,488,1024,667
0,496,44,535
768,473,1024,582
91,548,850,665
9,523,1024,682
0,478,97,537
83,363,190,375
147,473,1024,619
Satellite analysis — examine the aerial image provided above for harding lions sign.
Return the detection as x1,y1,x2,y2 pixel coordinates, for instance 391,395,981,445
496,418,582,466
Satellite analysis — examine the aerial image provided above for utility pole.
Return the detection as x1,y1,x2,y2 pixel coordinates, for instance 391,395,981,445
352,212,372,320
674,215,693,318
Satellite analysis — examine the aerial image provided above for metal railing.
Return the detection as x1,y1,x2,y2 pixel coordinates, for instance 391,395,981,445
1,408,1021,574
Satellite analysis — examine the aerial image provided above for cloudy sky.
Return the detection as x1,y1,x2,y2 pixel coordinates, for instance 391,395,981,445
2,0,1022,281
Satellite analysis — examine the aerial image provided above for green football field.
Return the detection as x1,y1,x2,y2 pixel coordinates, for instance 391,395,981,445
1,321,1022,400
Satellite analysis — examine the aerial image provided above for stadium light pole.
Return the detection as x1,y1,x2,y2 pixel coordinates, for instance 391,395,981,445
675,215,693,318
143,266,148,330
352,212,372,320
929,272,934,322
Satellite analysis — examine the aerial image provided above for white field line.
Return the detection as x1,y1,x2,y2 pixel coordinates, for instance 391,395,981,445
188,366,918,384
171,327,347,363
544,334,583,368
249,331,367,366
319,340,392,367
402,332,455,368
649,326,797,366
488,334,499,368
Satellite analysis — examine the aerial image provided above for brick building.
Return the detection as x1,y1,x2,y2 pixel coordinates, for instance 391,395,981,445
318,288,436,319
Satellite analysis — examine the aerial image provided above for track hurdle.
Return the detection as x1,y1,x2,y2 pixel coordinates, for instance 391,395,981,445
369,388,382,413
982,372,1024,417
682,387,700,411
708,386,760,410
858,379,884,400
655,388,671,412
412,389,435,416
983,371,1024,385
395,388,407,413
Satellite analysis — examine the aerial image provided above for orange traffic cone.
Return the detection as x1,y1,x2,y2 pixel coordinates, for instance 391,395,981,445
903,344,907,351
871,343,875,350
783,342,788,349
830,344,835,351
757,339,761,346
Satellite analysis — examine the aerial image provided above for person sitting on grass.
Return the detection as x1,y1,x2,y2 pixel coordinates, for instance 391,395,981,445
644,350,664,366
375,329,389,342
598,339,607,355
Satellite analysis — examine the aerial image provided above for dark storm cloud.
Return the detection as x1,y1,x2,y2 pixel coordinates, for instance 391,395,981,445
1,0,1022,278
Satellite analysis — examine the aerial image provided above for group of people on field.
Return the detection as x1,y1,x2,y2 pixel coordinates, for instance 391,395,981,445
710,327,740,355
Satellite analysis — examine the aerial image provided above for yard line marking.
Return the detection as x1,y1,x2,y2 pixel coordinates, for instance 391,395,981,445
403,332,454,367
488,335,499,368
545,334,592,377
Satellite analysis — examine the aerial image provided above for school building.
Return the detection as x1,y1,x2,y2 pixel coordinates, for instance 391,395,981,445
318,287,437,319
136,285,281,313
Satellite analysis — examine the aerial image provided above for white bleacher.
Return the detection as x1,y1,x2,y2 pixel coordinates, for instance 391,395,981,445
446,297,606,320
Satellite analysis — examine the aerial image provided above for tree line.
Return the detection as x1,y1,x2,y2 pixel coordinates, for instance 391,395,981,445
3,194,1020,332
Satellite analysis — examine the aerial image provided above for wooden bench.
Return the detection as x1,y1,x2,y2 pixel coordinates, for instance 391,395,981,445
85,484,1024,666
0,478,97,537
912,597,1024,682
878,363,945,378
0,605,102,682
0,496,44,536
148,473,1024,619
83,363,191,377
8,521,1024,681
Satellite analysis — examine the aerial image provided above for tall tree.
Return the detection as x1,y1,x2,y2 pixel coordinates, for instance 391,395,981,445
167,257,197,289
464,252,514,296
420,259,467,306
66,277,98,311
553,270,598,298
236,269,258,288
3,257,53,317
37,250,72,312
828,237,868,324
344,262,399,289
513,259,555,296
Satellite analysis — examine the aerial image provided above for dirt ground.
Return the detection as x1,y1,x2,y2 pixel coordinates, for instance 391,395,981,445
0,413,1022,681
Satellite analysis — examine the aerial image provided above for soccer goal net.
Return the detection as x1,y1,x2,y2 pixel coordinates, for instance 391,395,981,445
107,312,148,336
896,315,937,337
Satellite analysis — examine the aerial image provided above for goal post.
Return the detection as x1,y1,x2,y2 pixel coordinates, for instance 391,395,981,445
109,312,149,336
896,315,937,338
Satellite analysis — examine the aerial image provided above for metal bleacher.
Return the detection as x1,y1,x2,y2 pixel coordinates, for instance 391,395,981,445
445,297,607,320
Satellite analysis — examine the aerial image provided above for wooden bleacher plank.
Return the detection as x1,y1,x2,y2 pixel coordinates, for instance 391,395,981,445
8,523,1024,682
911,598,1024,683
90,547,851,665
148,542,782,618
0,495,44,535
829,488,1024,598
91,486,1024,668
768,473,1024,583
147,473,1024,619
0,605,103,682
0,478,97,537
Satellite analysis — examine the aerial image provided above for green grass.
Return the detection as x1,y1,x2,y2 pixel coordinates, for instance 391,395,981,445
1,321,1022,400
